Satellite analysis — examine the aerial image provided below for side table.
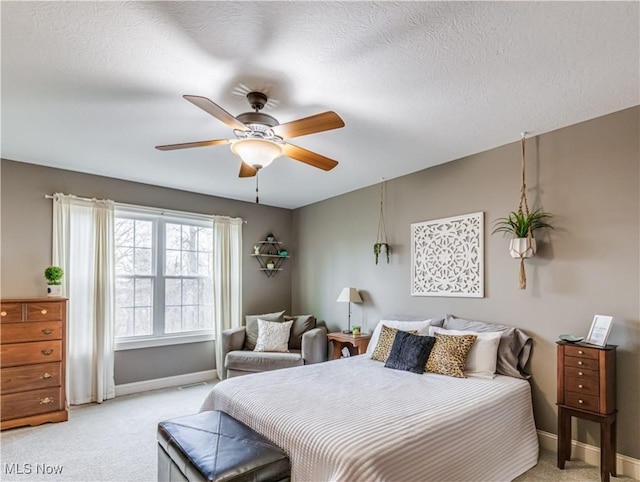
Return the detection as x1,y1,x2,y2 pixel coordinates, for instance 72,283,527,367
327,332,371,360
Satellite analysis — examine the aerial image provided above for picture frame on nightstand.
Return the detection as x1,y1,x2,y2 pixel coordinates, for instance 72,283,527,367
584,314,613,347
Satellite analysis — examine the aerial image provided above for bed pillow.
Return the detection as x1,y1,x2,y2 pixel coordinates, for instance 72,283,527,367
384,331,436,374
382,315,445,328
254,319,294,352
426,332,477,378
443,314,532,379
366,319,434,356
371,325,418,362
429,327,501,379
244,310,286,350
284,315,316,350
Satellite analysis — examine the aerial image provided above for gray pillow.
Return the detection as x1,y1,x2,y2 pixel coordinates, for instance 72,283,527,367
382,314,445,328
284,315,317,350
244,310,286,350
443,314,532,379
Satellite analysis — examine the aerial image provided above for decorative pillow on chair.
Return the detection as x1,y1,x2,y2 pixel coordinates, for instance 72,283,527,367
254,319,294,352
429,327,501,379
244,310,286,350
371,325,418,362
385,331,436,374
426,332,477,378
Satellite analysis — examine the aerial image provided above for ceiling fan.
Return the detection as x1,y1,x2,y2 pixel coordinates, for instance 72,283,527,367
156,92,345,179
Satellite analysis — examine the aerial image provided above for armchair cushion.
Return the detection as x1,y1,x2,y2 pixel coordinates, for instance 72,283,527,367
284,315,317,350
225,350,303,374
244,310,286,350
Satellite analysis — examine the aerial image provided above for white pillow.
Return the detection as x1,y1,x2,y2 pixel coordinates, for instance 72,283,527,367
254,319,294,352
429,326,501,379
367,319,434,356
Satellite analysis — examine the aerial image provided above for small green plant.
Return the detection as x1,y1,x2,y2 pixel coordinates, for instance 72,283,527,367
492,209,553,238
373,242,391,264
44,266,64,285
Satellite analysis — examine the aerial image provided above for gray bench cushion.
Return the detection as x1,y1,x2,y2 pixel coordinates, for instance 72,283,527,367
225,350,303,373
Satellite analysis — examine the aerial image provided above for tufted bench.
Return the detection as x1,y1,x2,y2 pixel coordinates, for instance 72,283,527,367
157,410,290,482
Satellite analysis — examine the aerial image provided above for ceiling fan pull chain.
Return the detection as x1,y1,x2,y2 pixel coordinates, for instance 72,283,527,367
255,170,259,204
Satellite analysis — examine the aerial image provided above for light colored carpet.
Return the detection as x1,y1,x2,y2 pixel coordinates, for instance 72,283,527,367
0,382,635,481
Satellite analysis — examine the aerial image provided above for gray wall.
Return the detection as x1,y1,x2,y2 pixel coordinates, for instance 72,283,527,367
0,160,293,384
292,107,639,459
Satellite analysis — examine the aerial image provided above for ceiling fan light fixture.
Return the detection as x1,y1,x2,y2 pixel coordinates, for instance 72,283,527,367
230,138,283,169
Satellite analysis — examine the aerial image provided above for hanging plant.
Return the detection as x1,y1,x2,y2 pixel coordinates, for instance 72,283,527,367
492,133,553,289
374,180,391,264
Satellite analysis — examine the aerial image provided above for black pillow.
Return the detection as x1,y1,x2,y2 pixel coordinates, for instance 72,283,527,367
384,331,436,374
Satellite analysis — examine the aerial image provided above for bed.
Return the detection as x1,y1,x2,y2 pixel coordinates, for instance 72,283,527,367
200,354,539,481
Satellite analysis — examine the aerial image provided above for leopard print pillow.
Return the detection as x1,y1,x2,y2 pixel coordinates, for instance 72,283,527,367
426,332,477,378
371,325,417,362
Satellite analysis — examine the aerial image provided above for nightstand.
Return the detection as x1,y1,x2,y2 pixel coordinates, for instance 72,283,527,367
327,332,371,360
556,341,617,482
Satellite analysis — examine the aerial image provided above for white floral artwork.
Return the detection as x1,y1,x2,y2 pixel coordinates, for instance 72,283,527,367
411,212,484,297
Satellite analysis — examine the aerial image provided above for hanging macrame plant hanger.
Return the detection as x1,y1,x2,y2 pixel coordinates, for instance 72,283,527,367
374,180,391,264
513,132,536,289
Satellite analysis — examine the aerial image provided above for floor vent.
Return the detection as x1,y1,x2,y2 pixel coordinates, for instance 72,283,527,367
177,382,208,390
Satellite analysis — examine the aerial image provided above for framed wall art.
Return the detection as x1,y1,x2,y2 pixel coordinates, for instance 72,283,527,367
411,211,484,297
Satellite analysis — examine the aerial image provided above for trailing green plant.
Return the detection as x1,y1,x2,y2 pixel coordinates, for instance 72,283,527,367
44,266,64,285
374,242,391,265
491,209,553,238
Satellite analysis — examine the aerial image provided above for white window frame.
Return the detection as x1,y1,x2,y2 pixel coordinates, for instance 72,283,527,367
114,206,215,351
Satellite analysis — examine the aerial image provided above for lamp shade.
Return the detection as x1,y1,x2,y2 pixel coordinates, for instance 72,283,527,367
336,287,362,303
230,138,283,168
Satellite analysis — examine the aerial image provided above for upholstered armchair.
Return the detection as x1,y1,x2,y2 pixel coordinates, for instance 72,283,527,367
221,312,328,379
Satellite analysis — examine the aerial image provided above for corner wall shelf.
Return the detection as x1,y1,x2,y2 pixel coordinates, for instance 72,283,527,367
252,235,289,278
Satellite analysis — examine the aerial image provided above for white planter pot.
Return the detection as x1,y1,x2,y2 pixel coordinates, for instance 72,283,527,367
47,285,62,297
509,237,537,259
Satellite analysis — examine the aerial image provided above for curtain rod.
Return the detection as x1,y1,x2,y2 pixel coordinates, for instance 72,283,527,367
44,195,246,223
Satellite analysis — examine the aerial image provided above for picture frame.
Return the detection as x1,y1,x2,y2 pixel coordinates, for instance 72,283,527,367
584,315,613,347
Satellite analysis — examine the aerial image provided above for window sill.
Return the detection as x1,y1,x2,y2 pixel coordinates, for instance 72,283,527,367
115,332,215,351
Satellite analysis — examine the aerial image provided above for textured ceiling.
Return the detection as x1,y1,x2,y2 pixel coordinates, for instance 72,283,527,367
2,1,638,208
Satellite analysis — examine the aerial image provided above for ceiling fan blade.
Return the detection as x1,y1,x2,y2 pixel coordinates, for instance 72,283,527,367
183,95,248,132
155,139,229,151
239,162,258,177
282,143,339,171
272,111,345,139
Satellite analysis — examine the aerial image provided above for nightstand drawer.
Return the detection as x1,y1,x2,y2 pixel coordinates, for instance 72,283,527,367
564,355,599,371
564,391,599,411
565,366,598,380
565,376,598,396
565,345,599,360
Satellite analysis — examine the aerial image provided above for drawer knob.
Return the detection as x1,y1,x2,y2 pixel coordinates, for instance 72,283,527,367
578,350,584,354
578,384,584,389
578,399,584,404
0,311,6,317
42,328,54,335
578,361,583,365
41,309,48,315
41,349,53,356
578,372,584,376
41,372,53,379
39,397,54,405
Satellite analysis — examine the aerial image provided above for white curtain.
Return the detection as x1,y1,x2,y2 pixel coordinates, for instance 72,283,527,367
212,216,243,380
52,193,115,404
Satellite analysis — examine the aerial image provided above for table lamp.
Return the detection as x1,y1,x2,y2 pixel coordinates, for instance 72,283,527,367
336,287,362,334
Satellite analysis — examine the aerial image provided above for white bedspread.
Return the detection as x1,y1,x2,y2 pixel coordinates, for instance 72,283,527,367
201,355,539,482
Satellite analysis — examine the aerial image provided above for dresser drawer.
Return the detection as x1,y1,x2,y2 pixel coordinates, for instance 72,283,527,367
0,340,62,368
25,302,63,322
0,321,62,344
565,345,599,360
564,391,600,412
0,303,22,323
0,387,64,421
1,362,62,394
565,365,598,380
565,376,599,397
564,355,599,371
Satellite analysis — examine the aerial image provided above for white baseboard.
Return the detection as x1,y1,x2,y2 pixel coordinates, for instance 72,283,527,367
537,430,640,479
115,370,218,397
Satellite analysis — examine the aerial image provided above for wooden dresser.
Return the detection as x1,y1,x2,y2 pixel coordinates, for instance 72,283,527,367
1,298,68,430
556,341,616,482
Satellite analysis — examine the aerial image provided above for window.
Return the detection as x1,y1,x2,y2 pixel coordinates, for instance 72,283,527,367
114,208,214,349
